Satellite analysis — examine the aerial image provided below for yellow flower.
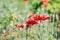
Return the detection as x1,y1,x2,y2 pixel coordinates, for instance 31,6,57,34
13,14,18,19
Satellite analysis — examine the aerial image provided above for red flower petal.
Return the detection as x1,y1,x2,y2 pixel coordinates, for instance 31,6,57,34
15,24,18,27
43,2,48,7
15,24,24,29
40,0,47,2
26,23,32,28
23,0,28,2
26,19,38,28
39,15,50,20
29,14,41,21
28,13,34,18
19,24,24,28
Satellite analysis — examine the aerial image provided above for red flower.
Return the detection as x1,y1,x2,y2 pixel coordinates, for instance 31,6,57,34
43,2,48,7
28,13,34,18
26,19,38,28
28,14,41,21
28,13,50,21
15,24,24,29
15,24,18,27
23,0,28,2
40,0,47,2
39,15,50,20
32,14,40,21
40,0,48,7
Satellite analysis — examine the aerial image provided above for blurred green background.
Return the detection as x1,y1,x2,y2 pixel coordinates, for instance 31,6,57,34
0,0,60,40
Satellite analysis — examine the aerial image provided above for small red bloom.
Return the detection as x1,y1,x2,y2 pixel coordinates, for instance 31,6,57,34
15,24,18,27
40,0,47,2
43,2,48,7
26,19,38,28
29,14,41,21
15,24,24,29
23,0,28,2
39,15,50,20
32,14,40,21
28,14,50,21
40,0,48,7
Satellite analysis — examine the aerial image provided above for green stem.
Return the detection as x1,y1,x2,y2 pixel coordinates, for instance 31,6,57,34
2,0,12,16
38,21,41,40
26,27,28,40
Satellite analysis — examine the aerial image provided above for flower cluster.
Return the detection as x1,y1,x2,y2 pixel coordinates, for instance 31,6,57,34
15,13,50,28
28,13,50,21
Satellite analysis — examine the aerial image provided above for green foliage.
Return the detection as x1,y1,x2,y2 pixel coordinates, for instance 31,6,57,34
0,0,58,40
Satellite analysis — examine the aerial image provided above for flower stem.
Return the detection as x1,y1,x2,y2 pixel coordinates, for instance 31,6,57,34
26,27,28,40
